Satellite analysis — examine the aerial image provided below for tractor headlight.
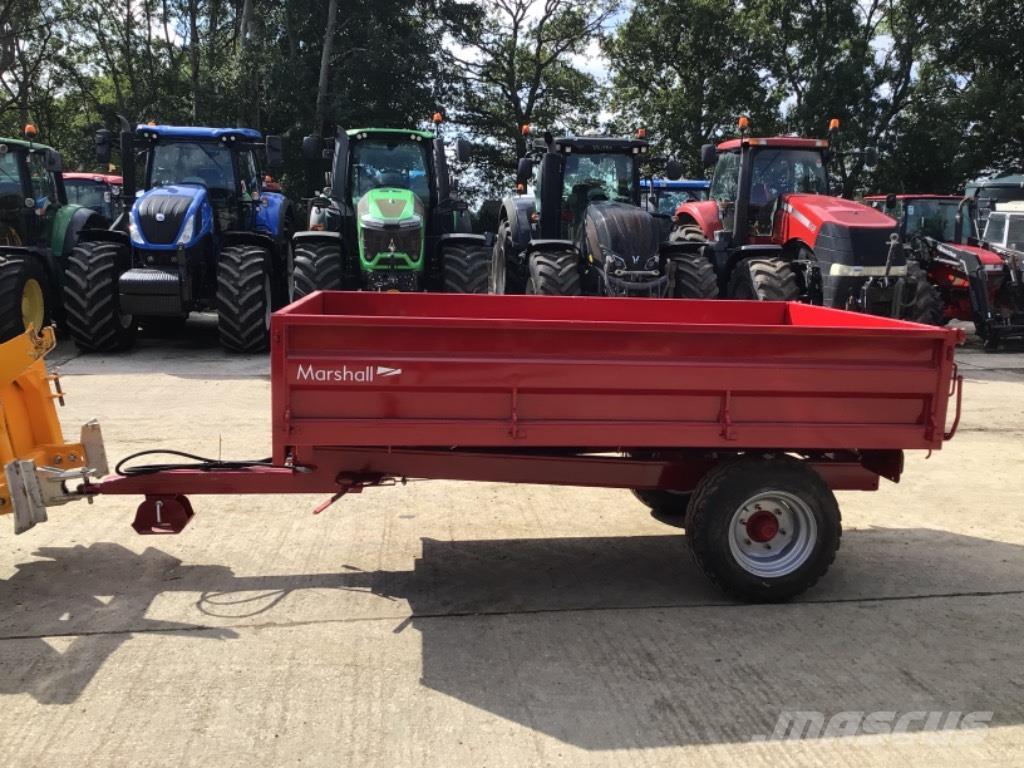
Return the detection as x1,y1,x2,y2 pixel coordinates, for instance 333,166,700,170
129,219,144,245
176,215,196,245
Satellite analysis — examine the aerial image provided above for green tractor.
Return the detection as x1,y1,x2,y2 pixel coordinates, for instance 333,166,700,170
0,127,107,341
292,124,491,296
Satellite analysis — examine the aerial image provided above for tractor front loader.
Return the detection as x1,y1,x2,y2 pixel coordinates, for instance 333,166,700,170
0,326,107,534
293,117,491,296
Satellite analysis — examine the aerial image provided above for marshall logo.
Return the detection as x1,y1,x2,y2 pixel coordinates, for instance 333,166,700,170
295,364,402,383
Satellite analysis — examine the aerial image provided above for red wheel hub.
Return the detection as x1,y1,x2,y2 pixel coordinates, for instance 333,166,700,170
745,509,779,543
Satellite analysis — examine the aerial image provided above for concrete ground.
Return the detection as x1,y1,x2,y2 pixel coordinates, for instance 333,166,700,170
2,318,1023,767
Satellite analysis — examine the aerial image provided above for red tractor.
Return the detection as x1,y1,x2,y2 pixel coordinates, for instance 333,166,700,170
669,119,938,321
62,172,124,221
867,193,1024,349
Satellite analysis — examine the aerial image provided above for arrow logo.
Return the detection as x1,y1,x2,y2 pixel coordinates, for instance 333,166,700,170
375,366,402,377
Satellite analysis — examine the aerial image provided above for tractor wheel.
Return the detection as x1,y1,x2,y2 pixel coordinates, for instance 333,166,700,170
671,254,718,299
0,254,51,343
490,220,524,294
669,224,706,244
687,455,842,602
903,261,944,326
63,241,136,352
217,244,273,353
442,242,490,294
728,257,800,301
290,242,343,302
631,489,692,517
526,250,581,296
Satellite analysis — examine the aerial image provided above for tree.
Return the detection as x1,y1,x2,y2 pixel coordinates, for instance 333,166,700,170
604,0,781,177
446,0,617,193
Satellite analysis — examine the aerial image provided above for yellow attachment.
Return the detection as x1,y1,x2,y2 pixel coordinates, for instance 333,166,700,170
0,327,87,515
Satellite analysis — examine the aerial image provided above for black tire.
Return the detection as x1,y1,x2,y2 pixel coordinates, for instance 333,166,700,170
442,243,490,293
217,244,273,353
669,223,706,244
631,489,692,516
63,241,136,352
687,455,841,602
671,254,718,299
0,254,51,343
903,261,944,326
526,250,581,296
290,242,343,302
728,257,800,301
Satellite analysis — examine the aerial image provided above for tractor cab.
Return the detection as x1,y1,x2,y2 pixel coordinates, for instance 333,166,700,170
982,202,1024,255
0,136,67,250
865,194,961,244
62,173,124,221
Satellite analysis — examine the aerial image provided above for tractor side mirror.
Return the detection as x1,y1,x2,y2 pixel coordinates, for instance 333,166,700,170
302,134,323,162
664,158,683,181
863,146,879,168
95,129,113,165
516,157,534,191
700,143,717,167
455,138,471,164
265,135,284,168
44,148,62,173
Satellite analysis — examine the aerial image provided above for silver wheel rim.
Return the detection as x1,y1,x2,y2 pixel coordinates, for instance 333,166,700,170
727,490,817,578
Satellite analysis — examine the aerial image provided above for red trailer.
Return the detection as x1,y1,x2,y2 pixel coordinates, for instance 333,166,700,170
77,292,963,601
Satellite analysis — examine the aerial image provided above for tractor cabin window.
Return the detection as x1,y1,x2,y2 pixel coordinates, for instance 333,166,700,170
27,152,56,204
904,201,959,242
984,214,1007,247
561,152,635,229
350,139,430,203
0,150,21,207
151,141,235,203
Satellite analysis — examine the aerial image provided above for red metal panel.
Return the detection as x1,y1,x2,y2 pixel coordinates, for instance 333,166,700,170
272,293,962,464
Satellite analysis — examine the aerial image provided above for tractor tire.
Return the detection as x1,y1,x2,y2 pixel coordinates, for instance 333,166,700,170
903,261,944,326
0,254,51,343
671,254,718,299
442,242,490,294
63,241,136,352
526,250,581,296
490,220,525,294
290,242,343,302
669,224,706,244
687,455,842,602
728,257,800,301
217,244,273,353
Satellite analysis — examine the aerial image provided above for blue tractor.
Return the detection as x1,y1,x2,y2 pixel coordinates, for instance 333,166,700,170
64,124,293,353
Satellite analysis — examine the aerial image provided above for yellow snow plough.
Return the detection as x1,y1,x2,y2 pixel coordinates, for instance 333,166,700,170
0,326,106,533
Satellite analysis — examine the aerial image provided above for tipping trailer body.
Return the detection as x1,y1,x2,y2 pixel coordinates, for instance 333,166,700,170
76,292,962,600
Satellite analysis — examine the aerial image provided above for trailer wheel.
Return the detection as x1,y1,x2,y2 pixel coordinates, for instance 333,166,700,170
687,456,841,602
903,262,944,326
728,258,800,301
526,250,581,296
671,254,718,299
217,244,272,353
442,242,490,293
631,489,692,516
291,242,343,302
63,241,136,352
0,254,51,343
